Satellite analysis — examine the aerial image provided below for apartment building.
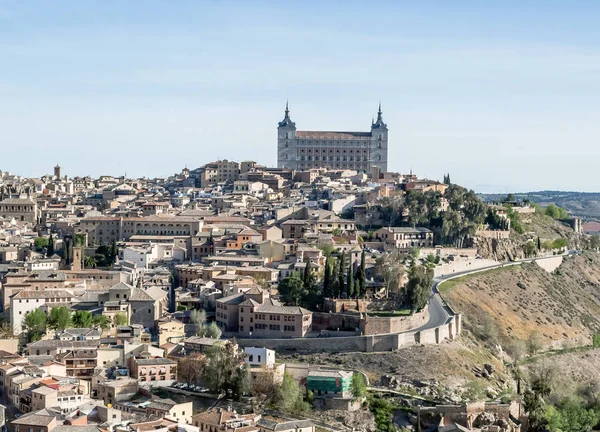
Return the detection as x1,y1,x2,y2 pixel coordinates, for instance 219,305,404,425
76,215,203,246
374,227,434,251
129,357,177,382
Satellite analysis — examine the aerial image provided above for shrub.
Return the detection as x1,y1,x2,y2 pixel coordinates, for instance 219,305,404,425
593,334,600,348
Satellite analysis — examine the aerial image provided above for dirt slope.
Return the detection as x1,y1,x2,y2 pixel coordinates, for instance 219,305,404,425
444,251,600,348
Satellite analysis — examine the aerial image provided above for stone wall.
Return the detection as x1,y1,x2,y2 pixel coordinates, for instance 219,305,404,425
476,229,511,240
434,257,499,278
361,307,429,335
323,298,367,313
312,312,361,332
420,247,478,258
235,334,369,353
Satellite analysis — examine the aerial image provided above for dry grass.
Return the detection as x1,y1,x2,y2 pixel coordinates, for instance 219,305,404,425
444,252,600,348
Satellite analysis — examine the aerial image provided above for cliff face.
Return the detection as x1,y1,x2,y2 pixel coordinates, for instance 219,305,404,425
476,237,526,262
475,212,584,261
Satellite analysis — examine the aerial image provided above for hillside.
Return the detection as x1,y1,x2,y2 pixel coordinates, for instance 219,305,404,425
443,252,600,349
481,191,600,220
476,211,583,261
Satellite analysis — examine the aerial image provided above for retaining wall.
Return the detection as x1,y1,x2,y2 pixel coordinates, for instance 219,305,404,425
534,255,563,273
361,307,429,335
235,314,461,354
434,257,499,278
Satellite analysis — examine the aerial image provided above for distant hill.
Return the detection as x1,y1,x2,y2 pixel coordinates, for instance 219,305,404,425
480,191,600,220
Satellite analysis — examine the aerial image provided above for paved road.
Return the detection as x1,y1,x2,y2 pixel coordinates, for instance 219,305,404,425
410,251,577,334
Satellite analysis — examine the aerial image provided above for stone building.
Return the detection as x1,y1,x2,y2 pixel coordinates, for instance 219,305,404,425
374,227,434,251
277,103,389,172
0,198,37,223
216,287,312,338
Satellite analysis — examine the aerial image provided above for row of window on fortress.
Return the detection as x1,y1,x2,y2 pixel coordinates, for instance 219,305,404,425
296,156,381,161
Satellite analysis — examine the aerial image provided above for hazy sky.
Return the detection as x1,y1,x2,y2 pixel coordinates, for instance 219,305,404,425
1,1,599,193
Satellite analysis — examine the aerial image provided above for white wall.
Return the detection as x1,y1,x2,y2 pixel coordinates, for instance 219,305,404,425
244,347,275,368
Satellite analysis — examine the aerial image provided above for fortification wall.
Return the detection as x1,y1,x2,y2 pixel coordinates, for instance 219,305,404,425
361,307,429,335
434,257,499,277
312,312,361,332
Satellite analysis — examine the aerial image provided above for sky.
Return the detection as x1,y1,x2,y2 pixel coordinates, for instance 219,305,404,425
1,1,599,193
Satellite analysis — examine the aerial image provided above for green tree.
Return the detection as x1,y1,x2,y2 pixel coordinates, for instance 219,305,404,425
301,260,320,309
110,239,119,264
190,309,207,336
47,306,72,331
407,265,433,312
64,238,71,265
544,403,600,432
204,322,222,339
273,373,310,415
72,310,93,328
553,238,568,250
113,313,128,326
545,204,561,219
47,234,55,256
323,256,333,299
350,373,367,399
375,251,404,297
84,256,97,269
337,253,346,297
92,314,111,331
22,309,47,341
537,236,542,251
359,249,367,297
74,233,86,247
205,341,248,400
278,275,307,306
354,278,360,300
34,236,48,251
346,261,354,298
524,241,537,258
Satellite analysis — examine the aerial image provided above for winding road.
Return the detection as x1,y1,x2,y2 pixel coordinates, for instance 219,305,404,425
410,251,577,334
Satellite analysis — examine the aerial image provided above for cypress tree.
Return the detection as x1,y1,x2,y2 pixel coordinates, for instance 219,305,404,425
347,261,354,298
303,260,312,289
323,257,332,298
111,239,118,264
337,253,346,297
537,236,541,251
359,249,367,297
332,257,340,298
354,278,360,300
47,234,54,256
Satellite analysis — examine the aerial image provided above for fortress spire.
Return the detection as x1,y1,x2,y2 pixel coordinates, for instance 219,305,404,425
372,101,387,129
278,101,295,128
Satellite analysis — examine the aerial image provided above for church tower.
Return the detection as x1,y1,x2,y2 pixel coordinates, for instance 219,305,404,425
370,103,389,172
277,102,297,169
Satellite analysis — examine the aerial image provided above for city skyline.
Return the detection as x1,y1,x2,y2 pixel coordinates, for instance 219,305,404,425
2,1,600,192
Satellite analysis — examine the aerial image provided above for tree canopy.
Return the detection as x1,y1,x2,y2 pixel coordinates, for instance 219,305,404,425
22,309,47,342
406,265,433,312
278,275,307,306
47,307,72,331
